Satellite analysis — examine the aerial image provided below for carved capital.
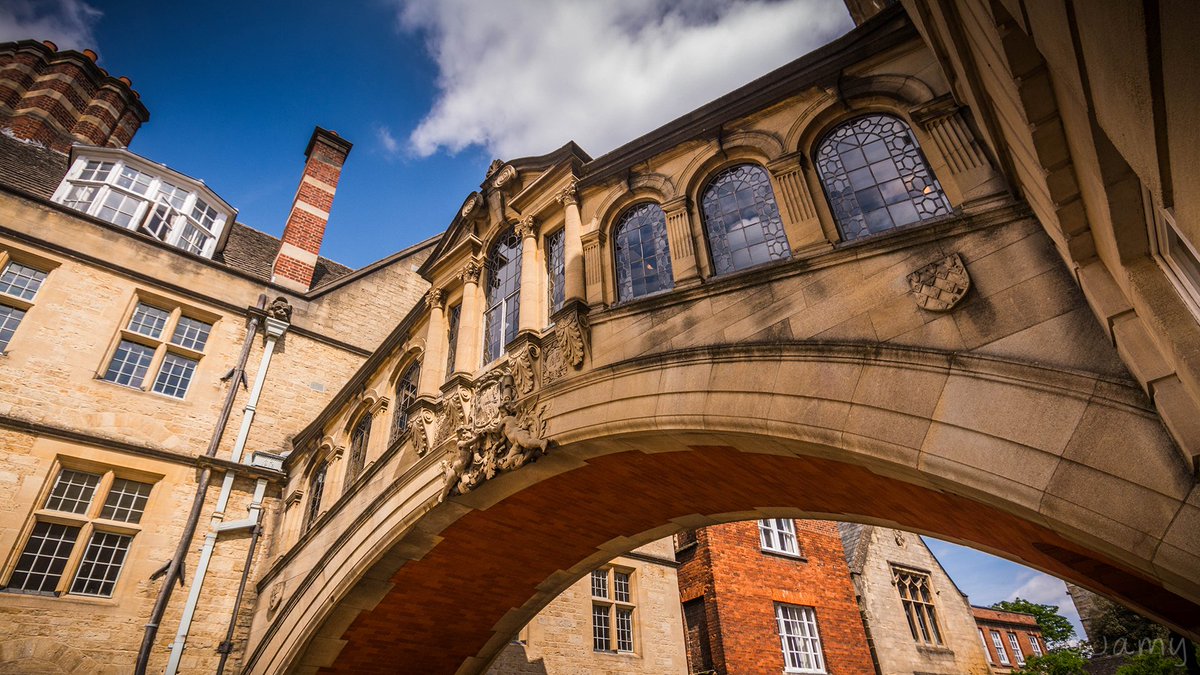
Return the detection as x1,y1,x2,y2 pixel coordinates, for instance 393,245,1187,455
766,150,806,176
555,179,579,207
459,258,483,285
662,195,689,215
426,287,444,310
515,215,537,240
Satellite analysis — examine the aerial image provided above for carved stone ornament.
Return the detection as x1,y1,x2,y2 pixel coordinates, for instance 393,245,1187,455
491,164,517,189
439,371,552,502
555,180,579,206
511,343,540,395
556,307,588,369
267,296,293,322
907,253,970,312
434,387,472,447
515,215,536,240
268,582,284,616
461,193,480,219
459,258,483,285
486,158,505,177
411,407,437,457
541,340,567,384
426,287,444,310
894,530,906,546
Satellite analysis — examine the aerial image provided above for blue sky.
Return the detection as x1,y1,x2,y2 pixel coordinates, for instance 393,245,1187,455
3,0,1085,635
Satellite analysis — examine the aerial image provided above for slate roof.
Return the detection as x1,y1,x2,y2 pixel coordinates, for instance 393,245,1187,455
0,132,355,287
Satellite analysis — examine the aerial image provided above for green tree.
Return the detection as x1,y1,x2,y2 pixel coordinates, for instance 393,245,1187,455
992,598,1076,649
1114,651,1186,675
1016,649,1087,675
1091,602,1169,655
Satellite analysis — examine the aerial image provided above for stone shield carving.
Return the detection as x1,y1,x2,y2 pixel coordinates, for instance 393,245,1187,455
907,253,970,311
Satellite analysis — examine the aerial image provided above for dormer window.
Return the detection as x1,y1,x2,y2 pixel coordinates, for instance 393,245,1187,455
52,150,234,259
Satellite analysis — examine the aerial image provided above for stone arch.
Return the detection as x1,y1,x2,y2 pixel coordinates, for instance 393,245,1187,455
385,343,424,389
338,388,383,437
243,343,1200,674
677,130,786,195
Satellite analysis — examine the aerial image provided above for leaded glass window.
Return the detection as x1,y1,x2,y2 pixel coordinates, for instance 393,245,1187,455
894,567,943,645
816,114,951,242
701,164,790,274
546,229,565,317
306,462,327,531
484,228,521,363
345,413,371,488
392,361,421,442
445,303,461,378
614,203,673,302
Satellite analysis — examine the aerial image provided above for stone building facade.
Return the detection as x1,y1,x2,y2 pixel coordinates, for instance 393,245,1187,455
1,0,1200,670
839,523,991,675
675,519,875,674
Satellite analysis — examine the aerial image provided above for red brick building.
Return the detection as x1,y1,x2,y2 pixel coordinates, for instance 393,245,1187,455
972,606,1046,672
676,519,876,674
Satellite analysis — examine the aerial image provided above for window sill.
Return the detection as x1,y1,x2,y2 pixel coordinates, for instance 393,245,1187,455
915,645,955,656
761,548,807,562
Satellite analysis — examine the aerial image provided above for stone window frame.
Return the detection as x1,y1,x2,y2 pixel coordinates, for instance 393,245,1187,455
390,359,421,444
0,459,158,600
1145,196,1200,319
545,227,565,321
0,248,57,355
758,518,803,558
97,292,218,401
774,602,827,674
51,152,231,258
590,565,638,654
890,565,944,647
343,412,373,491
304,461,329,533
611,201,675,303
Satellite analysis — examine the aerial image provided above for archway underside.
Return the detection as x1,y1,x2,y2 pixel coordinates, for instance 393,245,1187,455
318,443,1200,674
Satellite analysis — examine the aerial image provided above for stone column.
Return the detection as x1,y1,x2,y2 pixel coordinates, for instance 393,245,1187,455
581,229,606,305
662,196,701,285
556,181,586,303
516,216,539,332
454,258,483,373
419,288,446,396
767,151,828,252
911,98,1005,202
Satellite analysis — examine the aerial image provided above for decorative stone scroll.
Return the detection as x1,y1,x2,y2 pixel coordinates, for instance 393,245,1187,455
555,180,579,207
461,193,480,219
556,305,588,369
439,369,552,501
491,164,517,189
410,408,437,457
511,343,540,395
907,253,971,311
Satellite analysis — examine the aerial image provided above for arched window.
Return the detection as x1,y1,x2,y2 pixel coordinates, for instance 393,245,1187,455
484,227,521,364
815,114,951,242
345,414,371,489
614,203,673,302
392,361,421,442
700,164,790,275
305,461,327,531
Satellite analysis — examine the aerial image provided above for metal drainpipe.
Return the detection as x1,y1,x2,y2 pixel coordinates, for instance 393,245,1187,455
164,313,289,675
214,456,274,675
135,295,267,675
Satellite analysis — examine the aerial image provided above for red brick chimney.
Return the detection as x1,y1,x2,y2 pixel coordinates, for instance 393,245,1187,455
271,127,353,291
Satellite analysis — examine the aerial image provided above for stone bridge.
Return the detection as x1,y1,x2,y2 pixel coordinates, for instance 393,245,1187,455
239,9,1200,673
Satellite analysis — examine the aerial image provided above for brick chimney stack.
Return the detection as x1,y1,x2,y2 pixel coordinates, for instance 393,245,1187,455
271,127,353,292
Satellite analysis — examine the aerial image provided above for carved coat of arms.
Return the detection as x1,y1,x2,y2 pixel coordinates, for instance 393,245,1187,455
906,253,970,312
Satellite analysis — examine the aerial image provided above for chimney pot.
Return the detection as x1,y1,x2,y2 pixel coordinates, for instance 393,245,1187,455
83,49,98,62
41,40,58,51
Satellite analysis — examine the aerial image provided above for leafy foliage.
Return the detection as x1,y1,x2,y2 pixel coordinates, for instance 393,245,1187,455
1114,651,1186,675
1016,649,1087,674
991,598,1076,648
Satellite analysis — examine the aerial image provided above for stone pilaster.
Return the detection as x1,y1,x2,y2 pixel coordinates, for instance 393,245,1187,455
767,151,828,252
910,98,1005,202
662,196,701,285
581,229,606,305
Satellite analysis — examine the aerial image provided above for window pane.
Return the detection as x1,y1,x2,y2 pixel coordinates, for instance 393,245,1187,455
104,340,155,388
100,478,153,523
0,262,48,300
614,203,673,302
68,531,132,597
306,463,327,531
816,114,951,242
701,164,790,275
546,229,565,316
97,191,144,228
759,518,798,555
775,604,824,672
592,605,611,651
7,521,80,594
1009,633,1025,665
62,184,99,212
128,303,169,338
392,361,421,440
616,608,634,652
78,160,114,182
141,202,175,241
156,181,187,209
191,199,218,229
115,165,153,195
992,631,1010,665
591,569,608,598
151,353,198,398
484,228,522,363
170,316,212,351
613,571,630,603
0,304,26,351
345,414,371,487
179,221,211,255
44,469,101,514
445,304,461,377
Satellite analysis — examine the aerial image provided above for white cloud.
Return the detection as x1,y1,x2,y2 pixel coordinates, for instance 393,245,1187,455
375,124,401,155
1011,572,1083,628
0,0,102,52
393,0,853,159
